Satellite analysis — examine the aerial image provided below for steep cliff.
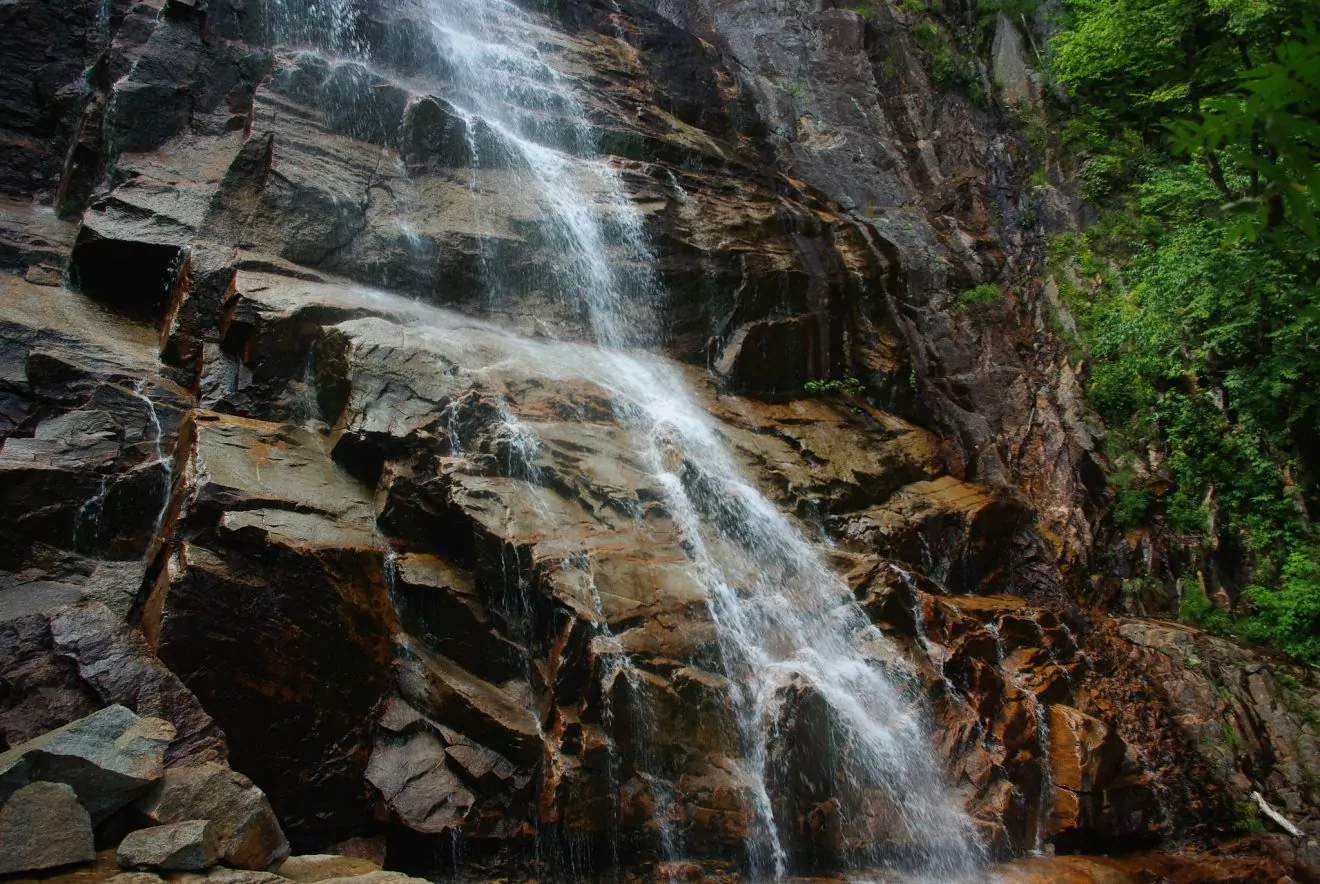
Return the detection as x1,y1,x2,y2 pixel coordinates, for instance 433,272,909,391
0,0,1316,881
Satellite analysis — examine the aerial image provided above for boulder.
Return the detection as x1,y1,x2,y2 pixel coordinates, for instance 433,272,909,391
0,603,226,765
277,855,382,882
0,781,96,874
118,819,219,871
137,762,290,871
0,704,174,820
48,603,228,765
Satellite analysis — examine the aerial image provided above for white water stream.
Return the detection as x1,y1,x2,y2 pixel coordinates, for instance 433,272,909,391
271,0,988,877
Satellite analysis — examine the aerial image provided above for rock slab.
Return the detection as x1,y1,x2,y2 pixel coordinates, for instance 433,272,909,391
0,780,96,874
276,855,382,882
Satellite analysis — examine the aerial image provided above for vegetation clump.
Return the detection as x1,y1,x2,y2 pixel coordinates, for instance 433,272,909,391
1043,0,1320,661
804,376,867,396
957,283,1002,307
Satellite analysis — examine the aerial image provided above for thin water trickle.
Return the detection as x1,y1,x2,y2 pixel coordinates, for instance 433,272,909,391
986,622,1053,856
132,379,175,548
274,0,991,876
72,474,111,554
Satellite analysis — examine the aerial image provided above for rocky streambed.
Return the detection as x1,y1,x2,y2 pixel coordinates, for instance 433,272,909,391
1,0,1318,880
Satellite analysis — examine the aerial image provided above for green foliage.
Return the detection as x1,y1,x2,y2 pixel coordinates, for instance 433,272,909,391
854,0,880,21
803,376,867,396
1050,0,1318,237
1045,0,1320,664
1242,549,1320,664
908,16,987,103
911,19,942,50
1111,481,1149,529
1233,798,1268,835
1077,154,1126,200
957,283,1002,306
1169,24,1320,239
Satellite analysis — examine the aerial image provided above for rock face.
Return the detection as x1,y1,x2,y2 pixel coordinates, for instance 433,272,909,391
0,0,1315,879
0,781,96,874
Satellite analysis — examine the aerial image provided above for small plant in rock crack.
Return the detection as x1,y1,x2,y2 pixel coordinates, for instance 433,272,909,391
1233,799,1268,835
957,283,1001,307
804,376,866,396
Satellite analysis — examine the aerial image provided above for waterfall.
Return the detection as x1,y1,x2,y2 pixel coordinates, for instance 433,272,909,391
272,0,988,877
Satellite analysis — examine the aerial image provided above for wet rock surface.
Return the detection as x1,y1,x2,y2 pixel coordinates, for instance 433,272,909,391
0,0,1315,880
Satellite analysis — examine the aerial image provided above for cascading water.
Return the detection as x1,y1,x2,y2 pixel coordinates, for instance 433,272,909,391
271,0,989,878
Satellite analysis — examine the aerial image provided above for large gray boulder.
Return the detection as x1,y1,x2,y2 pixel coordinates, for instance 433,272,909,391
0,704,175,820
0,781,96,874
118,819,219,871
137,762,290,871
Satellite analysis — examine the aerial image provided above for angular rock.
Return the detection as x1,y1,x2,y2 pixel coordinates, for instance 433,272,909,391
365,728,474,834
0,704,174,820
1048,705,1112,796
0,781,95,874
0,602,225,765
118,819,219,871
49,603,228,766
137,762,289,871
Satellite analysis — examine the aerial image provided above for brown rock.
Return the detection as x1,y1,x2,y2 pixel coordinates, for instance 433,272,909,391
1049,705,1111,795
365,729,474,834
0,603,225,766
156,412,398,838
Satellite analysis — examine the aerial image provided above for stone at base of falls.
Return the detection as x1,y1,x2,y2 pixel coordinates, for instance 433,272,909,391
0,781,96,874
145,870,288,884
117,819,219,871
309,873,433,884
0,704,175,821
276,855,382,882
136,762,290,871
